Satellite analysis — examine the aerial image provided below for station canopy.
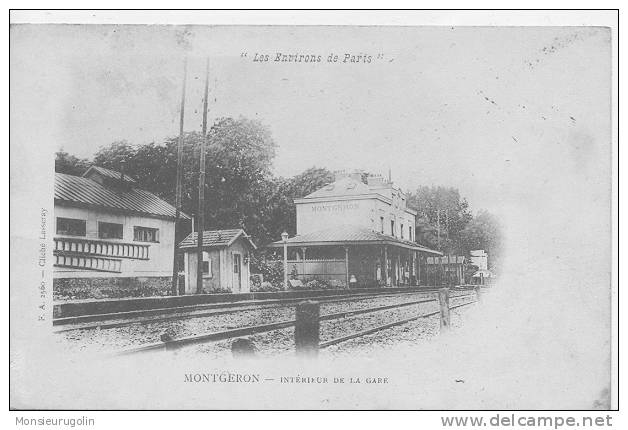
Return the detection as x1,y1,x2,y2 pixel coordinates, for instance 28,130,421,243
267,225,442,255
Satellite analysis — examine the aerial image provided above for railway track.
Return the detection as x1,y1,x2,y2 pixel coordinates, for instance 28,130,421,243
54,287,470,333
113,291,478,356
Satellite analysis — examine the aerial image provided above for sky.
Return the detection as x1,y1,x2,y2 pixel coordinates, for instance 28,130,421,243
10,24,610,217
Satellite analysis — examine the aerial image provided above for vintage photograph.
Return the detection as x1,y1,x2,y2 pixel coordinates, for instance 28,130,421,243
10,13,615,410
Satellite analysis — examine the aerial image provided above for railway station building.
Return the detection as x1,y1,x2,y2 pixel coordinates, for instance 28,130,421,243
268,171,442,287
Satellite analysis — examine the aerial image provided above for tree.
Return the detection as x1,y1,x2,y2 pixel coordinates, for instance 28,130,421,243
90,117,278,246
263,167,335,242
459,210,502,271
55,150,91,176
414,215,439,249
407,185,473,253
92,140,137,172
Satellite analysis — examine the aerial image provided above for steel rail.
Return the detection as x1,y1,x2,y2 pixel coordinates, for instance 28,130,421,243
319,299,478,349
57,291,426,333
55,288,447,326
114,295,478,355
56,288,472,332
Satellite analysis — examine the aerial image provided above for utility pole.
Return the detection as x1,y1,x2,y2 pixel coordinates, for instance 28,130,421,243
437,207,444,285
171,58,187,296
196,57,210,295
436,208,441,249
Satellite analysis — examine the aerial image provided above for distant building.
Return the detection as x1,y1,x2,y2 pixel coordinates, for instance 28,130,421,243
268,170,442,287
470,250,488,271
178,229,257,294
53,166,190,298
425,255,467,285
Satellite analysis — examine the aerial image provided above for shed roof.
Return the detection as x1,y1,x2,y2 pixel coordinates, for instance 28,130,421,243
55,172,190,220
178,229,257,250
267,225,442,255
426,256,466,265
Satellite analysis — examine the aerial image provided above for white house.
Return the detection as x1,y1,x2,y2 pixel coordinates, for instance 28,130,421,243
53,166,190,297
268,170,442,287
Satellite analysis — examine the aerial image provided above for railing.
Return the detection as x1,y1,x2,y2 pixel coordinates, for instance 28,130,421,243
54,253,122,273
54,237,150,260
287,259,347,280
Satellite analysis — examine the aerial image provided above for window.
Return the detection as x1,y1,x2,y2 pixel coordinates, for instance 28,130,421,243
401,224,405,239
233,254,241,274
202,251,212,276
98,222,123,239
134,226,159,242
380,216,385,234
409,226,413,242
391,220,395,237
56,217,86,236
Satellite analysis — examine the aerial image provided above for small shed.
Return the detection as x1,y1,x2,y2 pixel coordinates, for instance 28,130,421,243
178,229,257,294
425,255,467,285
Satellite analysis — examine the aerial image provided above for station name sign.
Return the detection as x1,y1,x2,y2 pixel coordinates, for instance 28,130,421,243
311,202,359,213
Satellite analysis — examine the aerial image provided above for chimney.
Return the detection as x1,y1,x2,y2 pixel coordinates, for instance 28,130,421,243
367,174,385,187
348,170,364,183
333,169,348,181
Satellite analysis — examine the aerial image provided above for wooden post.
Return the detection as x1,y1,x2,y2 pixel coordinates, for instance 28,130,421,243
196,57,210,295
301,247,307,282
383,246,389,287
474,285,482,303
231,338,256,358
417,252,421,286
412,251,417,286
295,301,320,356
447,254,451,286
344,246,349,288
438,288,450,329
283,241,288,290
397,253,402,286
171,58,187,296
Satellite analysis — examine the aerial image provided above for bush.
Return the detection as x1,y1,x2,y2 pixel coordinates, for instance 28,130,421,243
253,281,281,292
304,279,327,290
249,253,284,285
250,273,263,289
53,277,171,300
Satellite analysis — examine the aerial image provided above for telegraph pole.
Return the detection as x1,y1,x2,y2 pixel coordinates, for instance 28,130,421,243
436,208,441,249
196,58,210,295
171,58,187,296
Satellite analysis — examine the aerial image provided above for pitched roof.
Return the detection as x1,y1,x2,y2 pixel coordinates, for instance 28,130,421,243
83,165,137,184
178,229,257,250
267,225,442,255
55,172,190,220
303,177,374,199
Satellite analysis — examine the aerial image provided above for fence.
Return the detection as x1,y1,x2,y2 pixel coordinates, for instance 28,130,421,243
287,259,346,281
